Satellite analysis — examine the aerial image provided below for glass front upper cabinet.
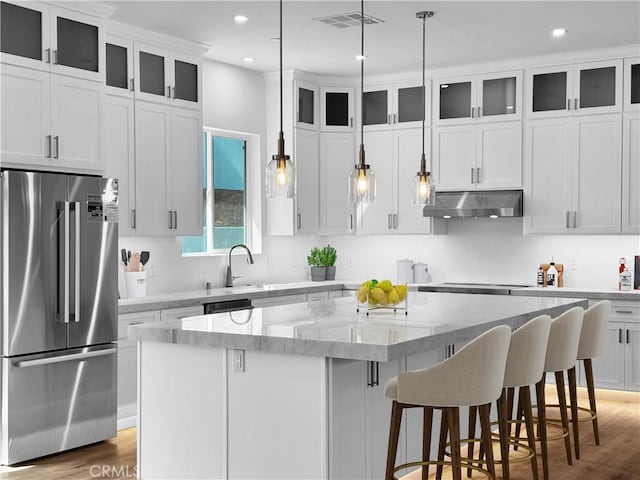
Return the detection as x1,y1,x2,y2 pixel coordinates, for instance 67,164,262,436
362,81,428,131
105,36,134,97
0,2,103,80
435,71,521,125
624,56,640,111
295,81,317,130
527,60,622,118
320,86,354,132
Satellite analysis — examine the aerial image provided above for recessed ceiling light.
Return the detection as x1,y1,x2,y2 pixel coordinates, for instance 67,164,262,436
443,215,451,219
243,57,255,63
234,15,248,24
489,214,499,219
355,54,366,61
441,84,449,89
552,28,567,38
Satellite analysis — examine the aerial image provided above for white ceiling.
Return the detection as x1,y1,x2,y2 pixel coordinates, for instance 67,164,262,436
104,1,640,76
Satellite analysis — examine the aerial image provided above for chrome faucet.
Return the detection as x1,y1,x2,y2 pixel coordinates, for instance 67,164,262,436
225,244,255,287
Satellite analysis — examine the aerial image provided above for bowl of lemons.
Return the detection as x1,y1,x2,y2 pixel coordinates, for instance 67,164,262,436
357,279,408,315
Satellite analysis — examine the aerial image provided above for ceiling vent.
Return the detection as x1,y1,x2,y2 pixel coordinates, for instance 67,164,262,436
313,12,384,29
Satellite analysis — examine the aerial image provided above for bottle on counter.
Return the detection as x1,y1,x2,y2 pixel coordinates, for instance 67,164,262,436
620,267,632,291
619,257,626,290
547,260,557,288
537,266,545,287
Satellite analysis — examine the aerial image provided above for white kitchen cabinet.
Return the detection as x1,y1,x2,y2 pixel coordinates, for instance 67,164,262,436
433,121,522,190
623,57,640,112
434,70,522,126
0,64,103,173
526,59,623,119
134,101,202,236
295,80,318,131
104,95,135,235
252,294,307,308
580,302,640,392
524,114,622,234
133,42,201,110
105,34,135,99
117,310,161,429
622,112,640,233
160,305,203,321
319,132,355,235
294,128,319,234
363,79,431,132
0,1,104,82
320,86,355,132
356,128,432,234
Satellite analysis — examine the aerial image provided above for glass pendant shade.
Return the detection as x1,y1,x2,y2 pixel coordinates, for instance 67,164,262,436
411,170,435,205
265,149,295,198
349,165,376,203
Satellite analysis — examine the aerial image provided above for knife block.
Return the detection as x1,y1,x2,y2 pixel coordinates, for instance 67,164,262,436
539,263,563,287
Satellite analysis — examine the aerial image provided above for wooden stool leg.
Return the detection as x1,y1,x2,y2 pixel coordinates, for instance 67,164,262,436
423,407,433,480
568,366,580,459
497,389,510,480
584,358,600,445
555,371,573,465
466,405,478,478
447,407,462,480
536,377,550,480
386,401,404,480
507,386,515,437
513,387,524,450
479,403,496,480
521,385,539,480
436,409,449,480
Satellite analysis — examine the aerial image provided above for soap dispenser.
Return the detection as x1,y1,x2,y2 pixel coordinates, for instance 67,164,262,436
547,259,558,288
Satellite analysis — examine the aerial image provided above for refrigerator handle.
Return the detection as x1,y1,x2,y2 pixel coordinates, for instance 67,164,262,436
14,347,117,368
71,201,81,323
57,201,71,324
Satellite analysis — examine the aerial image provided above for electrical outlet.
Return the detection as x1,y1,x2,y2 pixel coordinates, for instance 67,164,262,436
267,258,276,271
146,264,155,277
232,349,244,372
568,257,577,271
346,256,353,267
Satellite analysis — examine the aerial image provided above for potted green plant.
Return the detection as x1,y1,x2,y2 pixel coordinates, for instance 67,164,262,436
321,244,337,280
307,247,326,281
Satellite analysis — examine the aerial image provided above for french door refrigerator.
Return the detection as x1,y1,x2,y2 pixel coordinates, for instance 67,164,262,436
0,170,118,465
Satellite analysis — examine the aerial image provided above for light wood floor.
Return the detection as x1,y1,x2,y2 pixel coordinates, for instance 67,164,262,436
0,387,637,480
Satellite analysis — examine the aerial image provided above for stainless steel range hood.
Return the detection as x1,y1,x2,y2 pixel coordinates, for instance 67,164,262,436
422,190,523,218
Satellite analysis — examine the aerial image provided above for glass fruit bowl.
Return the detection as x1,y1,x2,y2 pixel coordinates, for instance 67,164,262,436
356,279,408,315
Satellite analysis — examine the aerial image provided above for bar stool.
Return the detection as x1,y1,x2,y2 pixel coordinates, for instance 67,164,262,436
467,314,551,480
534,306,584,480
384,325,511,480
572,300,611,455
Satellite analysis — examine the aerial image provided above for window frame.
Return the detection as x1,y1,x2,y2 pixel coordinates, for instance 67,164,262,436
181,127,262,257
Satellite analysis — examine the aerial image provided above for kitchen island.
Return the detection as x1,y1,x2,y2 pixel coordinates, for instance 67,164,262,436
129,292,587,480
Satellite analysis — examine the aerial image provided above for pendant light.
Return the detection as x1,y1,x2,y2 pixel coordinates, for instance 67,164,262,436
265,0,295,199
411,11,436,205
348,0,375,203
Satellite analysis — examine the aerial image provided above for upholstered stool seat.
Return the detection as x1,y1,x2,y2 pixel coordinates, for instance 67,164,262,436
384,325,511,480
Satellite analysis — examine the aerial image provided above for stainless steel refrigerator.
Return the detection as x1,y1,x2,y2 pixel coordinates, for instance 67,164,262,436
0,170,119,465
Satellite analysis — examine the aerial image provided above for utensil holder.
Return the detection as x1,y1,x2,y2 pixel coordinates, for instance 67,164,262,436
125,271,147,297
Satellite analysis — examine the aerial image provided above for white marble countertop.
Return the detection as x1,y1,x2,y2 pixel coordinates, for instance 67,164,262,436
128,292,587,362
511,286,640,301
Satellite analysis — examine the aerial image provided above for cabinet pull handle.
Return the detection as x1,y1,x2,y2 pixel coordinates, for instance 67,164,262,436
393,113,397,124
45,48,51,64
616,310,633,314
478,106,482,118
471,168,475,184
173,211,178,229
471,107,476,118
52,50,58,65
566,211,571,229
350,117,353,128
130,79,135,91
567,99,571,111
374,361,379,386
393,214,398,229
476,167,481,184
172,86,176,99
619,329,623,344
46,135,52,158
627,329,630,344
167,86,171,98
388,214,393,229
350,214,353,230
573,211,577,228
297,213,301,229
53,136,59,159
131,209,136,229
168,211,173,229
387,114,391,125
574,98,579,110
367,361,373,387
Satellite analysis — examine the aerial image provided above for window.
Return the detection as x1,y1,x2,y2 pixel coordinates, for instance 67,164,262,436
182,128,262,255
